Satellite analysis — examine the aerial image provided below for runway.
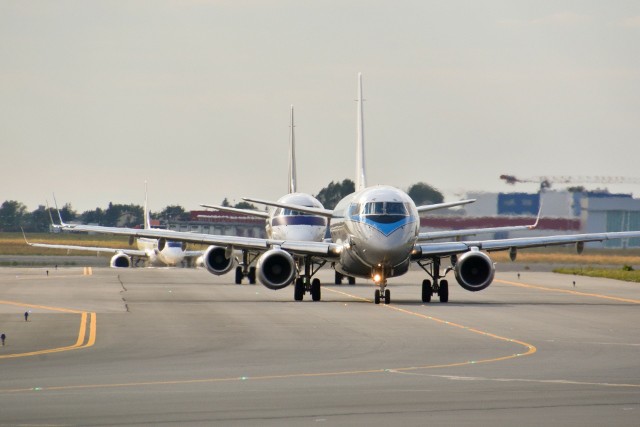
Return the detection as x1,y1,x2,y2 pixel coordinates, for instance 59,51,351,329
0,266,638,426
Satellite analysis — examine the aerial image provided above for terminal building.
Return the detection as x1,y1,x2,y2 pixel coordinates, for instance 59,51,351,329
421,190,640,248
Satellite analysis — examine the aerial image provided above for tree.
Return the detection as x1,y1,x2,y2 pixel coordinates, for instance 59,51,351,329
24,205,52,232
0,200,28,231
407,182,444,206
157,205,189,222
316,179,355,210
234,201,257,210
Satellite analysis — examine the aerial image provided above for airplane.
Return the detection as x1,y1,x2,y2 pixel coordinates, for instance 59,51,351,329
197,104,477,297
25,187,203,268
197,105,329,298
52,73,640,304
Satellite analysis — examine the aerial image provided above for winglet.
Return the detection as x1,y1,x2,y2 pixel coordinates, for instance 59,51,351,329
529,200,543,229
355,72,366,191
288,105,297,194
52,193,66,226
21,227,32,246
144,181,151,230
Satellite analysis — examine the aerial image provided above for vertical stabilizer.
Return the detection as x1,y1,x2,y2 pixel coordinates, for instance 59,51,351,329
144,181,151,230
356,73,366,191
288,105,297,194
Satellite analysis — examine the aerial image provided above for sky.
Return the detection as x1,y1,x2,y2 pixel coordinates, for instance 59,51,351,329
1,1,639,212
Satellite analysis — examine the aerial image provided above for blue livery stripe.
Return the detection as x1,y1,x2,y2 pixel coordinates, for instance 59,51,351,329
271,216,327,227
350,215,416,236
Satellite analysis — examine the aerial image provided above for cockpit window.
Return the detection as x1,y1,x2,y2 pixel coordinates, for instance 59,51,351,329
355,201,410,223
283,208,305,216
363,202,385,215
385,202,407,215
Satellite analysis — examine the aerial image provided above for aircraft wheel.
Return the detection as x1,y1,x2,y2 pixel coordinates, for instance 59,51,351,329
384,289,391,305
235,266,243,285
248,267,256,285
294,278,304,301
422,279,432,302
374,289,381,305
335,271,343,285
439,280,449,303
348,276,356,285
311,278,321,301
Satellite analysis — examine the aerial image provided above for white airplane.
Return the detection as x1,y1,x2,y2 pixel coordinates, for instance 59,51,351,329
54,74,640,304
25,188,203,268
197,105,329,297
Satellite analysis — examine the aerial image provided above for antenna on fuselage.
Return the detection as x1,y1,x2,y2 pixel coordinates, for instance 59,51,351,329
288,105,297,194
356,72,366,191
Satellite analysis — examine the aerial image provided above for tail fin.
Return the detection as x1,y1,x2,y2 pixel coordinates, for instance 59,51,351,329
144,181,151,230
288,105,297,194
355,73,366,191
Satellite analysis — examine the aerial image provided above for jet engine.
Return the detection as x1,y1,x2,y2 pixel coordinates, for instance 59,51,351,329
110,253,132,268
203,246,236,275
256,248,296,290
453,250,495,292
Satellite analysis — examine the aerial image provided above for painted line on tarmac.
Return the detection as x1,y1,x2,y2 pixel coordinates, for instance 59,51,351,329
327,287,537,370
389,372,640,389
0,288,537,395
0,300,96,360
495,279,640,304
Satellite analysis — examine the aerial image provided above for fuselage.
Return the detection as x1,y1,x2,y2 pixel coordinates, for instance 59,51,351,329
267,193,328,242
330,185,419,279
136,237,186,266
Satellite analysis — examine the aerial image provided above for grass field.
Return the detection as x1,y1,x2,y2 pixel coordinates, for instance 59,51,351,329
553,266,640,283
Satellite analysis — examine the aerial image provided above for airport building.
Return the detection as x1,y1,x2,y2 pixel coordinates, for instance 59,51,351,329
421,190,640,248
167,210,266,238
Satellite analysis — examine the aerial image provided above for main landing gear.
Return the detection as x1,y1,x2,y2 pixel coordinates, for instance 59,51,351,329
334,271,356,285
235,251,257,285
294,256,326,302
417,257,449,303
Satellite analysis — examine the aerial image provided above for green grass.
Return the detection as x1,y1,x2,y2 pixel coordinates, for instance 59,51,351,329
553,266,640,283
0,232,131,256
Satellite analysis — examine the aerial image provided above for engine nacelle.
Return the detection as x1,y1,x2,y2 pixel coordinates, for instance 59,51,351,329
256,249,296,290
203,246,236,275
110,253,132,268
454,250,495,292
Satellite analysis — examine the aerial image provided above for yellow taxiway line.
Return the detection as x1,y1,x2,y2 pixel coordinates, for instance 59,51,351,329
0,300,97,359
495,279,640,304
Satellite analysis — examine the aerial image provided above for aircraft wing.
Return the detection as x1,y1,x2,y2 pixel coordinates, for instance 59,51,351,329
200,204,270,219
414,231,640,258
242,197,335,218
23,235,147,257
57,223,340,258
416,199,476,213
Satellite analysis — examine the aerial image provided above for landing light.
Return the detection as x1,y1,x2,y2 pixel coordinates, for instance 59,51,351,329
373,273,381,283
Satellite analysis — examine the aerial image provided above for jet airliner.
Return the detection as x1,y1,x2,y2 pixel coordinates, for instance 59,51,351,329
54,74,640,304
26,188,203,268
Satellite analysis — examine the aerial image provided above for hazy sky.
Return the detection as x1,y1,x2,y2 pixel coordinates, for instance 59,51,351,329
2,1,639,212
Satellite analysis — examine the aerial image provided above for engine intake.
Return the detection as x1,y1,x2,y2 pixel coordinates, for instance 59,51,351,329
203,246,235,275
454,250,495,292
110,253,132,268
256,249,296,290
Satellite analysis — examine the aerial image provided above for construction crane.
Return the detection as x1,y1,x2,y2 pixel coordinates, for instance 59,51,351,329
500,174,640,190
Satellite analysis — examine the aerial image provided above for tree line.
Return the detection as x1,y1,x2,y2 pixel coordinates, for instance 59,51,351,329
1,181,443,232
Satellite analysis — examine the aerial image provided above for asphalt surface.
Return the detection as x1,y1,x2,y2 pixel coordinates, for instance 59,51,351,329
0,265,638,426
